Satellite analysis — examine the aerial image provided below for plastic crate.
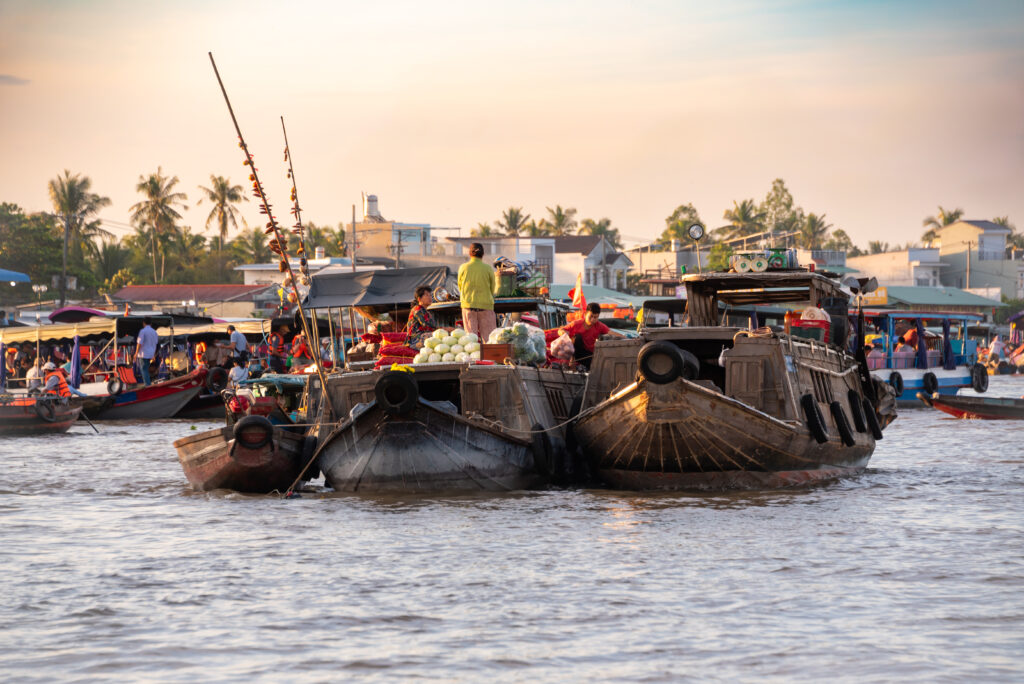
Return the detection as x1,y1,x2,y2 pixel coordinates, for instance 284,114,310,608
789,319,830,343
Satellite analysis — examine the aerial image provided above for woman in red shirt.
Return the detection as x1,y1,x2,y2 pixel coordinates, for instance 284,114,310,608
559,303,610,369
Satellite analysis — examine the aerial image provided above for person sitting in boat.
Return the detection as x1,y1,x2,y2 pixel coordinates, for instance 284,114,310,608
558,303,610,370
893,340,915,369
25,359,44,391
289,332,313,370
866,341,886,370
42,361,87,398
228,357,249,388
405,285,437,349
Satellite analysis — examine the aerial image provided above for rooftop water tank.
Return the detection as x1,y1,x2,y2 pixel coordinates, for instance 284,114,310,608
314,246,325,260
365,194,382,220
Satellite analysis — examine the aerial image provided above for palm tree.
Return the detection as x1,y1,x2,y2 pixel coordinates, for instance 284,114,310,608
868,240,890,255
659,203,702,248
994,216,1023,251
130,167,188,283
197,175,246,278
48,170,112,303
543,205,578,236
91,239,131,283
579,217,623,249
303,221,347,256
797,213,832,249
497,207,531,237
716,199,766,242
921,206,964,247
470,222,495,237
522,219,551,237
230,226,271,264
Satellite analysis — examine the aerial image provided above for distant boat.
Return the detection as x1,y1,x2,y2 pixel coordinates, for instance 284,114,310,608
0,396,82,436
917,392,1024,420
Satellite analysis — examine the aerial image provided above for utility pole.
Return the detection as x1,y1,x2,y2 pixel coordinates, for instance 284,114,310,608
965,239,975,289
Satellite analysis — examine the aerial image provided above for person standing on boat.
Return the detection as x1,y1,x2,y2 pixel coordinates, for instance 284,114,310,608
558,303,610,370
267,324,288,373
405,285,437,348
988,335,1006,362
458,243,497,342
228,325,249,363
134,317,159,386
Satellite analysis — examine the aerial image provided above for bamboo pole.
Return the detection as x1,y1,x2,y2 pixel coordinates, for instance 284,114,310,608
208,52,335,420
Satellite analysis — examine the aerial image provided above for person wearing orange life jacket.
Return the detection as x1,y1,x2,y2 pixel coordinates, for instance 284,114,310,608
42,361,86,398
267,324,288,373
289,332,313,370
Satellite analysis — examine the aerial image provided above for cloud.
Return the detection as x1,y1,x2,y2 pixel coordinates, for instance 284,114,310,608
0,74,29,86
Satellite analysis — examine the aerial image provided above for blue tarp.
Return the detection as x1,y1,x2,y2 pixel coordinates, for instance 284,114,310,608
0,268,30,283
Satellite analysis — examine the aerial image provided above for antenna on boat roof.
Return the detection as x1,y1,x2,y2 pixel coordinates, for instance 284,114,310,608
207,52,334,420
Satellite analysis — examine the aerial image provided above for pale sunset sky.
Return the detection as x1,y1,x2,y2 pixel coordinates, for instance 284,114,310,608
2,0,1022,249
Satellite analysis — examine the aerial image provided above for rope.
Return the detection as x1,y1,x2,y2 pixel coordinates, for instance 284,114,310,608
465,401,599,436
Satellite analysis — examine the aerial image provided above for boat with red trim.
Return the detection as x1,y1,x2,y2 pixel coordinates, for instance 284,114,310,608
917,391,1024,419
0,395,82,435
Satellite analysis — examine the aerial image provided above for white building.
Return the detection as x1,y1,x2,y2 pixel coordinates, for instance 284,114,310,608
846,248,945,287
234,257,383,285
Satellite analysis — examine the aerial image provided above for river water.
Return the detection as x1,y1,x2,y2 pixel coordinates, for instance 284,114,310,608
1,378,1022,682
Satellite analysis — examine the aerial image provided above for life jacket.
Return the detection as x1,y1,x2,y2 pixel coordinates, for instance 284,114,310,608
194,341,207,366
45,370,71,398
291,335,311,360
268,332,285,356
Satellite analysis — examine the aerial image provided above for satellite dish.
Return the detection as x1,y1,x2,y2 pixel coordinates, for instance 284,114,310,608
687,223,705,241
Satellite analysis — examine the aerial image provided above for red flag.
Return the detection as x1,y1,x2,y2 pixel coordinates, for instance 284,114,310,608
571,272,587,310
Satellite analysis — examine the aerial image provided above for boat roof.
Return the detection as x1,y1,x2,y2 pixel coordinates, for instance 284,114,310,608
0,315,174,345
304,265,452,311
683,271,846,326
860,309,984,321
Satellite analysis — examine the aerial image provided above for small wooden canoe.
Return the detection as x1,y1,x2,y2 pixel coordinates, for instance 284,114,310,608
917,392,1024,419
173,416,311,493
0,396,82,436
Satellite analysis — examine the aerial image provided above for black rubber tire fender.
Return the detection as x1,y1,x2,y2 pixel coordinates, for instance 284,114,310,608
848,389,867,433
34,400,56,423
106,378,123,396
207,367,229,393
829,401,856,447
888,371,904,396
531,423,559,479
800,393,829,444
300,434,320,481
637,341,697,385
374,371,419,416
862,397,884,440
971,363,989,393
922,372,939,395
233,414,274,450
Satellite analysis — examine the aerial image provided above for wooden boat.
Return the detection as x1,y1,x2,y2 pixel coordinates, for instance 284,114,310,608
174,415,311,492
309,364,584,493
300,266,586,493
573,272,897,491
79,368,206,420
0,395,82,436
917,391,1024,419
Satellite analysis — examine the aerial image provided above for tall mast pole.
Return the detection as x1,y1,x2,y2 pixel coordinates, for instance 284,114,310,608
208,52,334,419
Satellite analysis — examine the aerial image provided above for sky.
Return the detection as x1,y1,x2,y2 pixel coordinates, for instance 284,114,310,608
1,0,1022,250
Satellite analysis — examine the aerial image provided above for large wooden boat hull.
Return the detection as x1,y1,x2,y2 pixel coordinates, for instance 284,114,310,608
173,424,306,493
81,369,206,420
917,392,1024,420
0,398,82,436
317,399,541,493
574,378,875,491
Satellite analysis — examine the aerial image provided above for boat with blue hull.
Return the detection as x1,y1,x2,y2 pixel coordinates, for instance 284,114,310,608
859,310,989,406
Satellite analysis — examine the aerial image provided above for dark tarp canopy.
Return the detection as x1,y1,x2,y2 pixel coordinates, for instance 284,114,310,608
304,266,453,311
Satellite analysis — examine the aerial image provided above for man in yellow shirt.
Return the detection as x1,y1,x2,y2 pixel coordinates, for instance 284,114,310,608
458,243,497,341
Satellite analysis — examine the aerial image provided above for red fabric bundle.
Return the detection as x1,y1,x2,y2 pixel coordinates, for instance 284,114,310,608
381,332,408,344
377,345,417,358
544,328,561,343
374,356,415,368
360,333,382,343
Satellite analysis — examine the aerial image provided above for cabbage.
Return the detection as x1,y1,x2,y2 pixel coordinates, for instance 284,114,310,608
442,352,455,362
413,353,426,364
451,328,466,338
435,343,450,354
455,352,468,362
488,327,514,344
442,335,458,346
432,329,447,339
428,353,442,363
463,342,479,353
511,322,528,337
470,350,481,360
424,337,439,349
451,344,464,355
462,333,478,345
